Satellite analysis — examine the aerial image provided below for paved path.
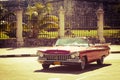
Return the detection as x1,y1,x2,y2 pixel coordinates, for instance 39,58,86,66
109,45,120,53
0,54,120,80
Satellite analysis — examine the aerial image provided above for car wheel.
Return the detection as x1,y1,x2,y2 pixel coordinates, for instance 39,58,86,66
42,64,50,69
97,56,104,65
80,57,87,70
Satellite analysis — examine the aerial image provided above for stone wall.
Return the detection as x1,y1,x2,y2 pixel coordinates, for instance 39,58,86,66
0,38,57,48
0,38,120,48
24,38,57,47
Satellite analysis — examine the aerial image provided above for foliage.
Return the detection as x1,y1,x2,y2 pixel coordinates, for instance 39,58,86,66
0,4,15,37
25,2,59,38
0,32,9,39
0,4,8,32
0,3,27,38
0,4,15,21
6,21,30,37
0,21,8,31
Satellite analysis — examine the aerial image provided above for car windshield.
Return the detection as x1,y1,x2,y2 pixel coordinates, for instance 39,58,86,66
55,38,88,47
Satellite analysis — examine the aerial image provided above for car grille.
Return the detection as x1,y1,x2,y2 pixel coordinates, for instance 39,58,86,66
44,54,71,61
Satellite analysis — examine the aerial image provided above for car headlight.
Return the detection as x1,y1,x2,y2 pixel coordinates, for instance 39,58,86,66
71,55,76,58
71,52,79,58
37,51,44,57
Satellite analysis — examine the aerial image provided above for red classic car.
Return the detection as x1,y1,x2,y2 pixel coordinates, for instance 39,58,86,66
37,37,110,70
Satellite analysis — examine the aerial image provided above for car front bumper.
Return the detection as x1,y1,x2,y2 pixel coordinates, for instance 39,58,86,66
38,57,82,65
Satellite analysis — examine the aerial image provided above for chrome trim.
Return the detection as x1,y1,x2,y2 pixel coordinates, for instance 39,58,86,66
38,59,82,63
38,55,81,63
42,54,71,61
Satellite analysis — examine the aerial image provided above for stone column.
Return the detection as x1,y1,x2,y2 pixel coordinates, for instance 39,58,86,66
96,5,105,43
58,6,65,38
64,0,74,16
16,8,24,47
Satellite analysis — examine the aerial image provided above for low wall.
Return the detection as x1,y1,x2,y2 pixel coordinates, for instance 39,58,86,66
0,39,17,48
0,38,119,48
24,38,57,47
0,38,57,48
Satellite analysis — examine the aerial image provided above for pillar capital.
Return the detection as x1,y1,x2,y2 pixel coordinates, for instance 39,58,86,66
59,6,65,14
97,7,104,14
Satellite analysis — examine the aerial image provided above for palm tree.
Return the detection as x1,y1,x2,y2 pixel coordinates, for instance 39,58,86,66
25,2,59,38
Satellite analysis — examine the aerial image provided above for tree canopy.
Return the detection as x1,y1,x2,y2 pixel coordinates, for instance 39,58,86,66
25,2,59,38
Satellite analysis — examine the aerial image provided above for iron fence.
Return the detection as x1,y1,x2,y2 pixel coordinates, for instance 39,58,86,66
0,0,120,47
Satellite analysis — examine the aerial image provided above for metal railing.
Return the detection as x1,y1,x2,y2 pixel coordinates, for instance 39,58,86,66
0,0,120,46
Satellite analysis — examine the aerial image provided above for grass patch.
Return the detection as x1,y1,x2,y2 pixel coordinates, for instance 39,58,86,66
0,29,120,39
72,30,97,37
37,29,120,39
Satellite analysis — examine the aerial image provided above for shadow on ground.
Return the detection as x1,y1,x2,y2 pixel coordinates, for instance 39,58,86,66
34,63,111,74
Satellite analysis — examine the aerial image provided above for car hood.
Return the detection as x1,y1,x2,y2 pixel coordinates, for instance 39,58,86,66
38,46,86,54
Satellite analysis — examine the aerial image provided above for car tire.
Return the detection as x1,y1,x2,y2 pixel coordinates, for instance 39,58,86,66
42,64,50,69
97,56,104,65
80,57,87,70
